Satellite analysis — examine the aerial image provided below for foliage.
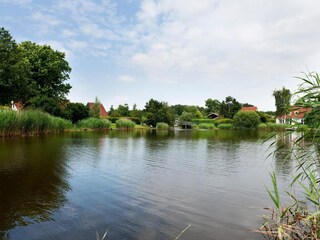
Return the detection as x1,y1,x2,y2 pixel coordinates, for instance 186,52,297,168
214,118,233,126
77,117,110,130
179,111,193,123
273,87,291,117
144,99,174,127
65,102,89,123
20,41,71,103
219,96,241,119
0,28,72,112
217,123,233,129
260,72,320,239
0,27,30,104
115,118,135,129
257,111,274,123
233,111,260,129
0,109,71,136
304,106,320,128
205,98,221,115
156,122,169,129
198,123,216,129
191,119,215,125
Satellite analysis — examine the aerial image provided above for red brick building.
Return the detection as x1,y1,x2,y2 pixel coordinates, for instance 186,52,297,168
87,102,108,117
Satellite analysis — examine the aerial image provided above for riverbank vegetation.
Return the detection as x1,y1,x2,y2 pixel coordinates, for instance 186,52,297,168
260,72,320,239
0,109,71,137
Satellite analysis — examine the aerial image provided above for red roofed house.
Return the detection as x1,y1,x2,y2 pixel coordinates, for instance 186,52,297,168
87,102,108,118
276,106,311,125
241,106,258,111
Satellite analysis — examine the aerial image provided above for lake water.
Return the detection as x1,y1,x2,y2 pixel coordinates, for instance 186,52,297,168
0,130,295,240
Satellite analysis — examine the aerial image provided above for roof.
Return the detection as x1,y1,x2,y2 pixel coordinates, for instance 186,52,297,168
241,106,258,111
87,102,108,117
278,107,311,119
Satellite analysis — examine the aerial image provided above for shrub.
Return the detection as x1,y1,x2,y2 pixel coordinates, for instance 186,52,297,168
233,111,260,129
115,118,135,129
198,123,216,129
191,119,215,125
214,118,233,126
156,122,169,129
77,118,111,130
217,123,233,129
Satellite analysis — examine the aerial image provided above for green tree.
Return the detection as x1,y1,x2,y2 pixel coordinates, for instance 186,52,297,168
179,111,193,123
205,98,221,115
273,87,291,117
233,111,260,128
65,102,89,123
0,27,30,104
19,41,71,104
219,96,241,119
144,99,174,126
116,104,130,117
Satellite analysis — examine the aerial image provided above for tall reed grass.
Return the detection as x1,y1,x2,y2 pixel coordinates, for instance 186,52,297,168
115,118,135,129
77,117,111,130
0,109,71,137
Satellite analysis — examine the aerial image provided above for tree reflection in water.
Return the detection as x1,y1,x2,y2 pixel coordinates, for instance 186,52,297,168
0,136,70,239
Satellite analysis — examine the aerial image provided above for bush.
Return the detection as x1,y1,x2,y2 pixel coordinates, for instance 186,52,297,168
217,123,233,129
77,118,111,130
191,119,215,125
198,123,216,129
156,122,169,129
214,118,233,126
115,118,135,129
233,111,260,129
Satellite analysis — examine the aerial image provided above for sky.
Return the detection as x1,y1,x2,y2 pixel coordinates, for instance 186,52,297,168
1,0,320,111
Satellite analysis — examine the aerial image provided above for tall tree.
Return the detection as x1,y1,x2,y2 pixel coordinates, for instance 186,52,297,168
20,41,71,104
273,87,291,116
205,98,221,115
219,96,241,119
0,27,30,104
144,99,174,126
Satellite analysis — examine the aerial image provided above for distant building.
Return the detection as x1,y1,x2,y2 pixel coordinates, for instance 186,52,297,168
276,107,311,124
241,106,258,111
87,102,108,117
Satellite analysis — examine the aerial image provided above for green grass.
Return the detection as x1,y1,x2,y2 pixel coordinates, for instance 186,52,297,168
77,117,111,130
115,118,135,129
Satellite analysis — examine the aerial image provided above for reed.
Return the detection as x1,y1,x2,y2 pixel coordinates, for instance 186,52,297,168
115,118,135,129
0,109,71,137
77,118,111,130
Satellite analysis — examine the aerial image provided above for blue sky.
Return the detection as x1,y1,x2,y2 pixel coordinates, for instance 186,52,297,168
1,0,320,111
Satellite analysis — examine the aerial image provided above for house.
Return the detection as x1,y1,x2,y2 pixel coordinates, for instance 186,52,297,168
87,102,108,118
276,107,311,125
241,106,258,111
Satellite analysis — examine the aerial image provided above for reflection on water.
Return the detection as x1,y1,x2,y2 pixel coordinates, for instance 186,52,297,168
0,130,296,240
0,136,70,239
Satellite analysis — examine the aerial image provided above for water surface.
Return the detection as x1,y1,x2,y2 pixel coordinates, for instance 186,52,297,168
0,130,294,240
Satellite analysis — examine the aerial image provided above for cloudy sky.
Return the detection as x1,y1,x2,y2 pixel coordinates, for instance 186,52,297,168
1,0,320,111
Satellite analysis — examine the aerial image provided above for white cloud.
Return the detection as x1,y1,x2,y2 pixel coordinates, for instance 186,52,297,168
118,75,135,82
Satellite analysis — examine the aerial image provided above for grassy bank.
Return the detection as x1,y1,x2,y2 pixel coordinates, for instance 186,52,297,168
0,109,71,137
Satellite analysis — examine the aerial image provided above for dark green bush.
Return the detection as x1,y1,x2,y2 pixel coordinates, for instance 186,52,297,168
214,118,233,126
233,111,260,129
191,119,215,124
